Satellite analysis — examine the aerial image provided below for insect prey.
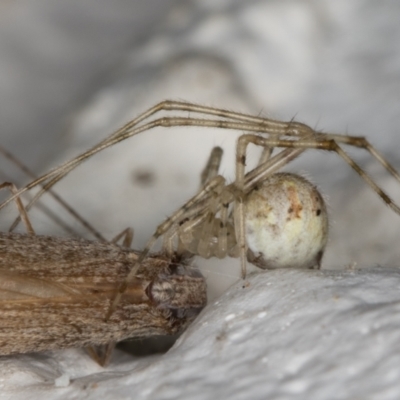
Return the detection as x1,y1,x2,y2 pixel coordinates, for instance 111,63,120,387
0,100,399,322
0,232,206,365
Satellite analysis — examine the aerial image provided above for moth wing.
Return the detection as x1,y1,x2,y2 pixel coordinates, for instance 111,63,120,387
0,270,81,301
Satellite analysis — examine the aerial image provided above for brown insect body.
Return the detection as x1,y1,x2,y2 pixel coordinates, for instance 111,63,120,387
0,233,206,356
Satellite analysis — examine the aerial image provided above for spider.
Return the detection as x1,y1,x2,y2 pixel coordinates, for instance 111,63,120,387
1,100,400,318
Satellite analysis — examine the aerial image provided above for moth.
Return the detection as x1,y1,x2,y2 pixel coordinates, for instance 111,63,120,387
0,232,206,365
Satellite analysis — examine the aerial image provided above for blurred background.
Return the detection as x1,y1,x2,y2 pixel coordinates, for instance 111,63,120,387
1,0,400,299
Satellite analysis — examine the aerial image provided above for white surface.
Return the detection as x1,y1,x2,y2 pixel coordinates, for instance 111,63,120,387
1,0,400,399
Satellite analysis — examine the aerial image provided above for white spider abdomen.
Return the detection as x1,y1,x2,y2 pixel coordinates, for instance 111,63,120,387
245,173,328,269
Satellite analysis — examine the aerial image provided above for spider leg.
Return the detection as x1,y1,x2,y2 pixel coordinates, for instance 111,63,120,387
190,145,235,259
174,144,225,254
196,146,225,257
236,134,400,215
177,210,211,254
0,145,106,240
110,227,134,247
162,225,178,255
197,183,224,258
200,146,223,186
0,182,34,234
258,145,274,166
215,189,233,259
191,145,232,259
322,134,400,184
0,102,317,212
